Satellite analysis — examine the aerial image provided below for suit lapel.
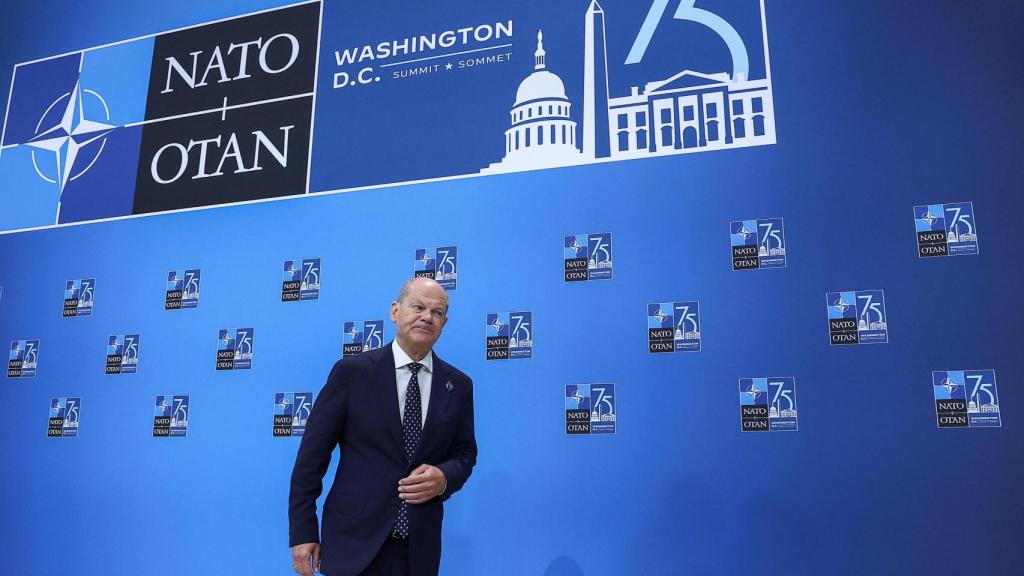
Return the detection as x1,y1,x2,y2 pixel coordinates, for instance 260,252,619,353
419,353,451,455
373,343,404,456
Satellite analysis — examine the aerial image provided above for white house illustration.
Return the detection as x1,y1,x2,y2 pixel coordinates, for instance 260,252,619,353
481,0,775,174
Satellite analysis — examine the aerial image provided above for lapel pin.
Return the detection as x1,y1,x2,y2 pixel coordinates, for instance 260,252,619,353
445,380,454,392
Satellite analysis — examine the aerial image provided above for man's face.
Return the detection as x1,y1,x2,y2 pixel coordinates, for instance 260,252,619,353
391,279,448,355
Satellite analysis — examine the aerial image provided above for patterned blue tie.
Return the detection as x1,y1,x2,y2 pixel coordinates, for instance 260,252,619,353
395,362,423,537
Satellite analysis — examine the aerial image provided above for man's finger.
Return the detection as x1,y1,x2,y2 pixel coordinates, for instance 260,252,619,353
399,464,433,485
312,544,321,574
400,480,434,494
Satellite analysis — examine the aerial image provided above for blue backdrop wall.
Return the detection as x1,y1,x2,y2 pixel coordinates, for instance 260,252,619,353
0,1,1022,575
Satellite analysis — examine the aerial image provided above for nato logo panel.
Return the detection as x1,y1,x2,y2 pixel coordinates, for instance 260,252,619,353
933,370,1000,429
730,218,786,270
274,392,313,437
485,312,533,360
216,328,254,370
342,320,385,357
564,232,612,282
414,246,458,290
282,258,321,301
153,395,190,437
8,340,40,378
565,383,616,435
48,397,81,438
63,278,96,317
166,269,201,309
647,301,701,353
0,2,320,232
739,377,798,432
914,202,979,257
826,290,888,345
105,334,140,375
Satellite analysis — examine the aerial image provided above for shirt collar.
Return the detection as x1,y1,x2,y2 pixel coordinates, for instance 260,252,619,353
392,340,433,373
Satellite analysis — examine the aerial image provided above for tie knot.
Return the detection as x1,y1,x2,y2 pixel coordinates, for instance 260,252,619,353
408,362,423,375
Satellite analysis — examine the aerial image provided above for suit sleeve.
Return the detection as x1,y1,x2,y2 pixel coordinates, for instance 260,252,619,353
435,376,477,502
288,359,354,547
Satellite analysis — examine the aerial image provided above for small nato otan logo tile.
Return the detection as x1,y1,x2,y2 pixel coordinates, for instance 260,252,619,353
739,377,798,432
48,397,81,438
564,233,612,282
8,339,39,378
933,370,1000,429
216,328,254,370
63,278,95,317
274,392,313,437
486,312,533,360
826,290,888,345
647,301,700,353
342,320,385,357
153,395,189,437
565,383,616,435
730,218,786,270
166,269,201,310
914,202,979,257
105,334,140,375
414,246,458,290
282,258,321,301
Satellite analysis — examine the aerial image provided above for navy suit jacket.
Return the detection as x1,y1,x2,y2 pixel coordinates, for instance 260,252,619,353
289,343,477,576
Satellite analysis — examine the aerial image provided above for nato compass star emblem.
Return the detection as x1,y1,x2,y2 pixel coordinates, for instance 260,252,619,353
25,81,115,200
831,295,853,316
569,387,588,408
939,377,959,397
567,238,585,257
418,252,434,269
278,396,290,411
347,324,360,341
921,209,941,227
652,307,670,325
489,315,505,334
744,382,762,403
734,224,753,242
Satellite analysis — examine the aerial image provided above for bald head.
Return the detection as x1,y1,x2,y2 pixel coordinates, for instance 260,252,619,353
397,277,449,314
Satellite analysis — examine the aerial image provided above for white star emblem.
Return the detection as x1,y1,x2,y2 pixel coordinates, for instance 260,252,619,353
445,62,453,71
25,81,115,195
490,316,505,333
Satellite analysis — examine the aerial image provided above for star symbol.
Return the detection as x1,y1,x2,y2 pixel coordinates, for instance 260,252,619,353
445,62,453,71
570,388,587,407
653,308,669,325
568,239,584,256
25,81,115,194
735,225,752,241
832,296,851,315
490,316,505,333
746,384,762,402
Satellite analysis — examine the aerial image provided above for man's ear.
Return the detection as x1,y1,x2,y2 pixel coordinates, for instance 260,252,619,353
390,301,399,322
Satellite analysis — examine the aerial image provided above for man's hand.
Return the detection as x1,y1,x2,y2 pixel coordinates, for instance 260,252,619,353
398,464,447,505
291,542,320,576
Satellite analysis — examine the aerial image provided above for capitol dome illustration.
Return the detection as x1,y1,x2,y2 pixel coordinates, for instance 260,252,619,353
480,30,583,174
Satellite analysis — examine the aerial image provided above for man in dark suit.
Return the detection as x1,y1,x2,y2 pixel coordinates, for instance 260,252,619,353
289,278,477,576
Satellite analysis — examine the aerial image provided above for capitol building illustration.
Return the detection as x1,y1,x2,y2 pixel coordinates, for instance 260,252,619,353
481,30,584,174
481,0,775,174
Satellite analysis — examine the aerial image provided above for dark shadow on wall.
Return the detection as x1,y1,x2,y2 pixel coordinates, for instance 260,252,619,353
543,555,585,576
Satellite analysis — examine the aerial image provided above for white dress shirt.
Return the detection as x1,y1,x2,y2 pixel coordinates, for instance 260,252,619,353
393,340,433,427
